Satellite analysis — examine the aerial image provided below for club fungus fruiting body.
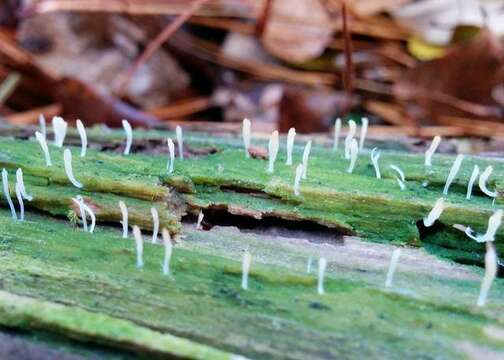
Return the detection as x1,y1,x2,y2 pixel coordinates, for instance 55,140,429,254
479,166,498,198
39,113,46,137
196,210,204,230
465,210,503,243
344,120,357,159
333,118,341,152
16,169,32,201
267,130,279,173
443,154,464,195
425,135,441,169
133,225,144,269
467,165,480,200
286,127,296,166
359,117,368,151
151,207,159,243
390,165,406,190
477,241,497,307
423,198,445,227
176,125,183,160
2,169,17,220
74,196,96,233
162,228,173,276
72,197,88,231
76,120,87,157
242,118,251,158
242,251,252,290
52,116,67,148
15,183,24,221
301,141,312,179
35,131,52,166
317,258,327,295
167,138,175,174
294,163,304,196
63,148,83,188
119,201,128,238
385,248,401,288
370,147,381,179
122,119,133,155
347,139,359,174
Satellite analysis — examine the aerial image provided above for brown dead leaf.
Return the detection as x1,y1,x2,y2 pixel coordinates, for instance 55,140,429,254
261,0,334,63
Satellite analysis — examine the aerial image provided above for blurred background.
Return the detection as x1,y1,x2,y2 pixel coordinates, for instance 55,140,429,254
0,0,503,151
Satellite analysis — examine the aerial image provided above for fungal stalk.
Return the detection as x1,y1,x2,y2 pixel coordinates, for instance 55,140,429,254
443,154,464,195
370,147,381,179
466,165,480,200
317,257,327,295
424,135,441,170
176,125,183,160
465,209,503,243
16,169,32,201
167,138,175,174
347,139,359,173
385,248,401,288
52,116,67,148
63,148,83,188
122,119,132,155
477,241,497,307
344,120,357,159
151,207,159,243
333,118,341,152
423,198,445,227
2,169,16,220
15,182,24,221
286,127,296,166
306,257,312,274
72,196,88,232
241,251,252,290
35,131,52,166
119,201,128,238
267,130,279,173
390,165,406,190
294,163,304,196
301,140,312,179
133,225,144,269
196,210,204,230
80,197,96,233
162,228,173,276
76,119,87,157
479,166,498,198
359,117,368,151
242,118,251,158
39,114,46,137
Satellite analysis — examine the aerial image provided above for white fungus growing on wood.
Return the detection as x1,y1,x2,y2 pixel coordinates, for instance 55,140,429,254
301,140,312,179
196,210,204,230
443,154,464,195
16,168,32,201
76,119,87,157
479,166,498,198
347,139,358,174
390,165,406,190
371,147,381,179
39,114,46,137
63,148,83,188
344,120,357,159
162,228,173,276
167,138,175,174
465,210,503,243
267,130,279,173
15,182,24,221
242,251,252,290
119,201,128,238
52,116,67,148
122,119,132,155
477,241,497,307
424,135,441,169
242,118,251,158
466,165,480,200
72,196,88,232
286,127,296,166
133,225,144,269
176,125,183,160
423,198,445,227
151,207,159,243
317,257,327,295
359,117,368,151
2,169,16,220
35,131,52,166
294,163,304,196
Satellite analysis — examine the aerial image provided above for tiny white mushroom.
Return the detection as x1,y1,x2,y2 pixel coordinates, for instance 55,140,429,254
443,154,464,196
479,166,498,198
80,197,96,233
344,120,357,159
35,131,52,166
477,241,497,307
119,201,128,238
242,118,251,158
122,119,132,155
317,257,327,295
425,135,441,169
16,168,32,201
176,125,183,160
267,130,279,173
2,169,17,220
294,163,304,196
370,147,381,179
286,128,296,166
72,196,88,232
196,210,204,230
359,117,368,151
52,116,67,148
466,165,480,200
390,165,406,190
423,198,445,227
242,251,252,290
347,139,359,174
15,182,24,221
333,118,341,152
63,148,83,188
385,248,401,288
301,140,312,179
39,114,47,137
167,138,175,174
151,207,159,243
133,225,144,269
76,119,87,157
162,228,173,276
